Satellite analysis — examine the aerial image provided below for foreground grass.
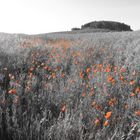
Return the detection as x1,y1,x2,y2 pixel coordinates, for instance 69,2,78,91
0,31,140,140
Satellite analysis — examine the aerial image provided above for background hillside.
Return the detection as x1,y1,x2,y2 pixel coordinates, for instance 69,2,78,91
71,21,133,32
0,30,140,140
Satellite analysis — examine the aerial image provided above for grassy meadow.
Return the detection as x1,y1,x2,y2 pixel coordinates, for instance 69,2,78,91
0,31,140,140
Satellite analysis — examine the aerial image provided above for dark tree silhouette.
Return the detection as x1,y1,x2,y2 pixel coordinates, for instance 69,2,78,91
81,21,133,31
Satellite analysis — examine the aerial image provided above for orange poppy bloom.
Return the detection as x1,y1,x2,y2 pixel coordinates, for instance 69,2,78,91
120,67,126,73
95,104,103,111
108,98,117,106
61,73,65,78
48,67,52,71
130,80,135,85
114,66,118,72
119,76,125,81
98,64,103,70
52,73,56,79
108,100,113,106
86,68,91,73
79,71,84,78
124,104,129,109
88,75,91,79
105,111,112,119
8,89,17,94
89,92,94,96
130,92,135,97
107,75,113,82
104,120,109,127
43,66,48,70
29,67,34,72
82,92,86,97
91,101,96,107
29,73,33,78
94,119,100,126
107,75,115,84
94,69,98,73
135,110,140,116
135,87,140,94
61,105,67,113
15,80,20,86
104,65,111,73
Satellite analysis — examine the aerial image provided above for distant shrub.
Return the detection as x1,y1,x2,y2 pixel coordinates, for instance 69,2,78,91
71,27,81,31
81,21,133,31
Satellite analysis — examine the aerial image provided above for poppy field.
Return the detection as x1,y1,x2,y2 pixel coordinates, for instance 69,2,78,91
0,31,140,140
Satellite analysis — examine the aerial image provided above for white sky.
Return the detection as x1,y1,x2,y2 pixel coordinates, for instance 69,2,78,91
0,0,140,34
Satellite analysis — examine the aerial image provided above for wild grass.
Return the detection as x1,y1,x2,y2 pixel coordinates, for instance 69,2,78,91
0,31,140,140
